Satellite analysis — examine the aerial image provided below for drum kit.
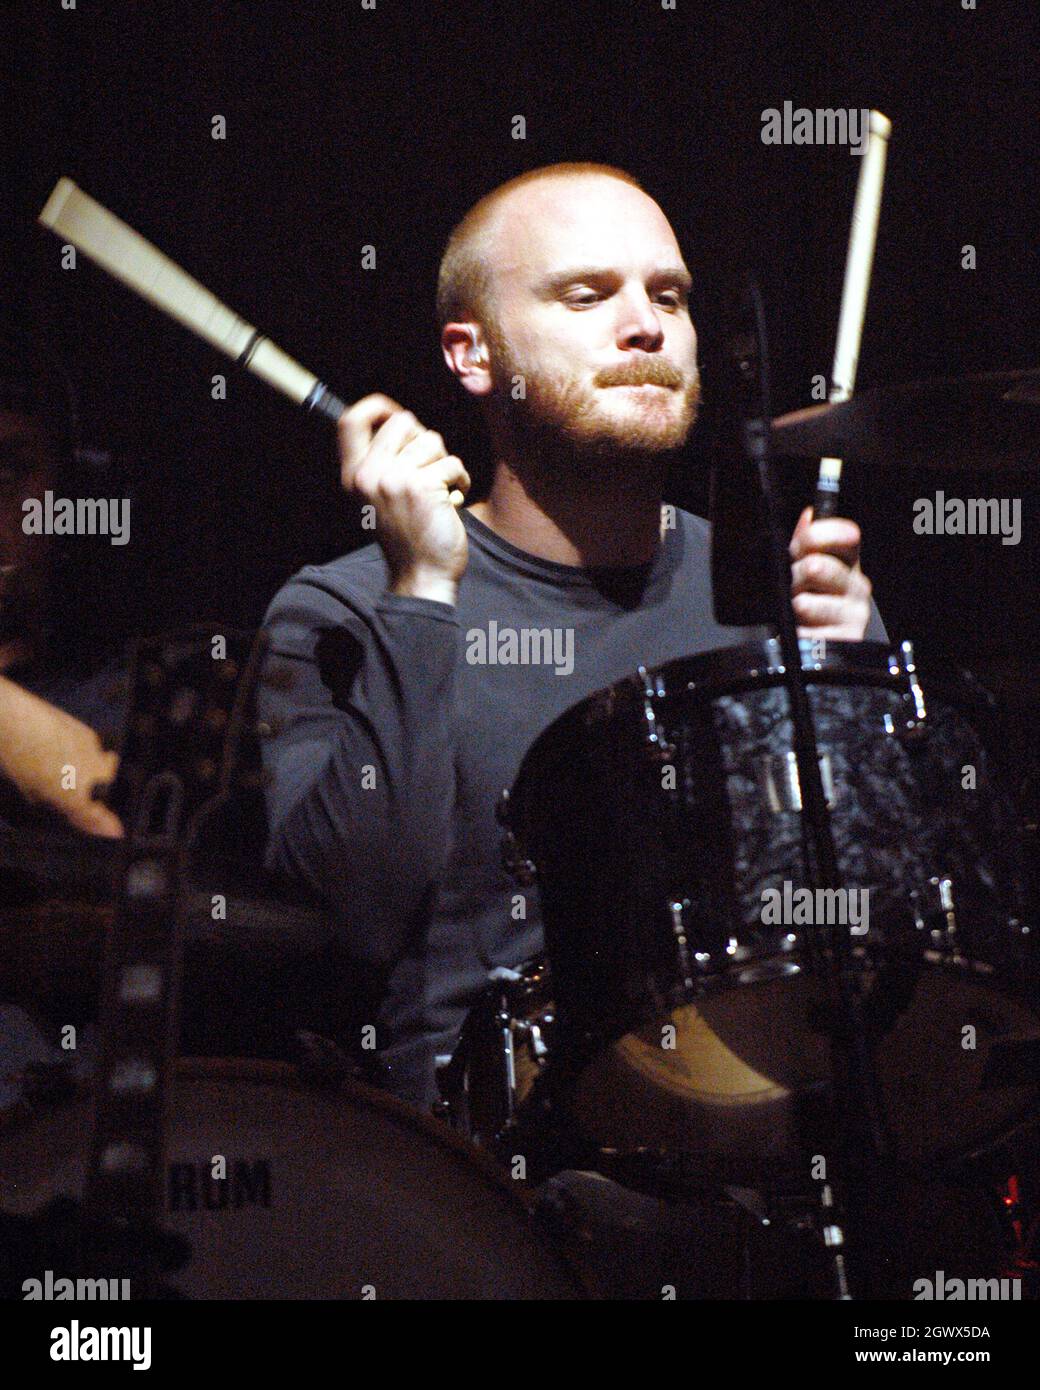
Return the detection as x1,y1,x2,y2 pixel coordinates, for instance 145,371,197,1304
439,634,1040,1296
2,513,1038,1297
2,145,1037,1299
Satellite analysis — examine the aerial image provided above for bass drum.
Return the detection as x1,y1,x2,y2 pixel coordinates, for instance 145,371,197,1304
0,1058,587,1299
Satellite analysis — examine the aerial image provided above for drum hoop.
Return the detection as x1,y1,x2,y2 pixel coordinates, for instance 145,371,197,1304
510,639,998,811
172,1057,552,1211
660,641,993,712
0,1053,559,1217
175,1058,597,1295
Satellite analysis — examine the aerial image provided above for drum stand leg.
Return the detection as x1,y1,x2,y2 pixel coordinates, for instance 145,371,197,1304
789,1079,877,1299
816,1181,852,1300
727,280,895,1298
722,1174,853,1299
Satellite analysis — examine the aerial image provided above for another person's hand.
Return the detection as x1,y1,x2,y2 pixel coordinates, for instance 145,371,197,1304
789,506,873,641
0,676,123,837
339,394,471,606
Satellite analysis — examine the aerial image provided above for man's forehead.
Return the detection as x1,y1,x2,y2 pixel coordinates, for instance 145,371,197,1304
490,175,685,283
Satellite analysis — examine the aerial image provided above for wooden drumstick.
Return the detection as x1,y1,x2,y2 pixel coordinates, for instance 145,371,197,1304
38,178,466,506
813,110,891,518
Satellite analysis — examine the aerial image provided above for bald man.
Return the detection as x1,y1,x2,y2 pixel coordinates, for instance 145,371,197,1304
259,163,884,1113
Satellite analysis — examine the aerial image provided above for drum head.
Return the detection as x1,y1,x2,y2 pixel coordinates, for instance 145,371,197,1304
0,1059,586,1299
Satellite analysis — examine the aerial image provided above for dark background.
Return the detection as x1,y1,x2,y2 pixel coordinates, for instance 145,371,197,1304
4,0,1039,788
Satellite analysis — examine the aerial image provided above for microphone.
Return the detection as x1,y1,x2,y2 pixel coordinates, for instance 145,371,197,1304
709,290,778,629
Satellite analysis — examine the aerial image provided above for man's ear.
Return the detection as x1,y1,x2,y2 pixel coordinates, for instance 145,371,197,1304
442,323,493,397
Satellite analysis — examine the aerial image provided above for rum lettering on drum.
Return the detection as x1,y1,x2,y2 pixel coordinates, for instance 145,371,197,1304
167,1160,271,1214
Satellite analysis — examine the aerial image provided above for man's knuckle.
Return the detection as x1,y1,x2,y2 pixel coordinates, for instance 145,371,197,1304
376,473,404,500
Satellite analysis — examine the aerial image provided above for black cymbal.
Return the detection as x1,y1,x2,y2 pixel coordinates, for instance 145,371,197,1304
771,370,1040,469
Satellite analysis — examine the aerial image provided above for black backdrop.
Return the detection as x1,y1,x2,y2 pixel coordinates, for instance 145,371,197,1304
4,0,1039,778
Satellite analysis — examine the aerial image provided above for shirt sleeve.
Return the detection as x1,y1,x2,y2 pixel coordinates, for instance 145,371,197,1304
257,568,461,966
864,599,888,643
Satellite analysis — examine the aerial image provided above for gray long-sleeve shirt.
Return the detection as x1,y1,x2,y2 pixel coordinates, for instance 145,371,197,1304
259,507,886,1109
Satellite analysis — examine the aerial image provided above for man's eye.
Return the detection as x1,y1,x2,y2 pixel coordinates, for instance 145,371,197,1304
565,292,603,307
655,292,684,308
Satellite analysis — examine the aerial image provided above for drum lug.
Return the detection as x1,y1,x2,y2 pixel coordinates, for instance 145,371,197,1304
638,665,675,765
756,751,835,814
936,876,958,948
527,1022,550,1061
910,875,959,954
497,789,537,885
511,1015,551,1067
668,899,696,991
889,640,929,740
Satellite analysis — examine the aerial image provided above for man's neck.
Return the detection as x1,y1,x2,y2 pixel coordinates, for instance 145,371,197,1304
468,457,668,569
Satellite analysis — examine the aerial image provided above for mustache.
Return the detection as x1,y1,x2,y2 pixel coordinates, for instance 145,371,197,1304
594,359,689,389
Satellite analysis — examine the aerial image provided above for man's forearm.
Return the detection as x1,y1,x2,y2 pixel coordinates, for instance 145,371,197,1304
260,587,461,965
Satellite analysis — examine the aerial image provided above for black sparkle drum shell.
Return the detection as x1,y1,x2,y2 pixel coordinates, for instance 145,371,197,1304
0,1059,587,1299
507,640,1040,1170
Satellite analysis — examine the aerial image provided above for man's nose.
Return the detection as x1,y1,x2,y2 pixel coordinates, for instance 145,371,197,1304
615,291,665,351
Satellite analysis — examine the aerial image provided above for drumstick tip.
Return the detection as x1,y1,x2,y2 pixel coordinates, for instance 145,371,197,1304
869,111,892,141
38,176,79,230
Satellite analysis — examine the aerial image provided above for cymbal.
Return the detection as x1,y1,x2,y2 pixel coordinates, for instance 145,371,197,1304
771,370,1040,469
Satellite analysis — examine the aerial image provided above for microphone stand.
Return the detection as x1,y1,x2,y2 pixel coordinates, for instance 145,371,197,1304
719,279,891,1298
